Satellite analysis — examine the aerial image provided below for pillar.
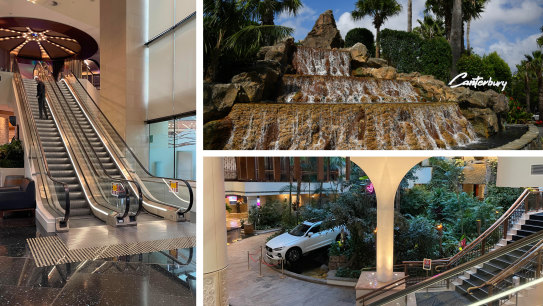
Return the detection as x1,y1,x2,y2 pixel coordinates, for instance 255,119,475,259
203,157,228,305
100,0,148,166
350,157,425,283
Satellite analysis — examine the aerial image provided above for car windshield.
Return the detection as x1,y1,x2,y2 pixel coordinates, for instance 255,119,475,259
289,224,311,236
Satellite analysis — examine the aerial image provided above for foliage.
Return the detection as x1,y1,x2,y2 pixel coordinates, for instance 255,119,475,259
225,203,232,213
413,15,445,40
345,28,375,56
427,157,464,191
0,139,24,168
336,266,362,279
483,52,512,94
420,37,452,82
456,53,490,81
352,0,403,57
507,96,533,124
203,0,293,81
380,29,422,73
396,215,440,261
248,200,284,229
400,185,431,217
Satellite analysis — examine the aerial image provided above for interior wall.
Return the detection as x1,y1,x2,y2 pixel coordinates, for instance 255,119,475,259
99,0,148,166
497,157,543,187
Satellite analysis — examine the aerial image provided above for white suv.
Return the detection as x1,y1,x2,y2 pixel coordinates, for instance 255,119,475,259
265,221,346,263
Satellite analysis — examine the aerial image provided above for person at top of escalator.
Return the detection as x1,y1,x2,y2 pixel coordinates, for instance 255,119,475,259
35,76,48,120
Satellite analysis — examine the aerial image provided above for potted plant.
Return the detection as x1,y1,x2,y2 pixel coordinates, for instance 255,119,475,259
243,219,254,235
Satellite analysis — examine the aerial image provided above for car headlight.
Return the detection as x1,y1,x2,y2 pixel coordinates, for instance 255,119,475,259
273,247,283,251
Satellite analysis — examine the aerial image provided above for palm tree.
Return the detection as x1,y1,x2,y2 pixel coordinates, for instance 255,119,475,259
407,0,412,32
203,0,293,81
352,0,402,58
464,0,487,53
413,15,445,39
425,0,487,43
537,25,543,47
525,51,543,117
243,0,303,25
517,59,533,113
450,0,462,78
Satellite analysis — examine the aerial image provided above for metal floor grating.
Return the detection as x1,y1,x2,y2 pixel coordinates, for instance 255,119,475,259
27,233,195,267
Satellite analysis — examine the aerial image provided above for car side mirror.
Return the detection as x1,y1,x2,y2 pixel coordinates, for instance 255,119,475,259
307,232,313,237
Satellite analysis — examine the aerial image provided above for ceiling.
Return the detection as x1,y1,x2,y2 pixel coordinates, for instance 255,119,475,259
0,0,99,59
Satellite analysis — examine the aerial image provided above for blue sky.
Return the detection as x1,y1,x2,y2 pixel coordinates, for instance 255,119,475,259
277,0,543,71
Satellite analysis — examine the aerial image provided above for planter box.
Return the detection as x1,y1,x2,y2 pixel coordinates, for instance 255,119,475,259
243,224,254,235
329,255,348,270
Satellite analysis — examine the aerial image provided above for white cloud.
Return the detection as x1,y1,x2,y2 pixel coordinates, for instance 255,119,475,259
277,5,318,41
488,34,540,71
336,0,427,38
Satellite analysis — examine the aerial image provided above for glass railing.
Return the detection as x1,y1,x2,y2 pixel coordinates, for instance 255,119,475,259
364,230,543,306
36,63,136,222
61,69,193,219
11,59,69,229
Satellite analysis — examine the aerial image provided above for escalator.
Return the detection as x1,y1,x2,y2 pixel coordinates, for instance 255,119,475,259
358,189,543,305
22,78,90,218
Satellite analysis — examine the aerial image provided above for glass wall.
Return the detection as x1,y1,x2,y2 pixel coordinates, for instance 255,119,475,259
146,0,196,180
148,114,196,180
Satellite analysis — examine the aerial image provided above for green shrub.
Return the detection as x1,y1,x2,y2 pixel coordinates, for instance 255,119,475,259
400,185,431,216
380,29,422,73
397,215,440,261
335,266,361,279
248,200,284,229
456,53,491,86
420,37,452,82
345,28,375,56
483,52,512,94
0,139,24,168
507,96,533,124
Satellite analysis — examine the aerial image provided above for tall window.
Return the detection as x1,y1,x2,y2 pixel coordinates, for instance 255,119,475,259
148,114,195,180
146,0,196,180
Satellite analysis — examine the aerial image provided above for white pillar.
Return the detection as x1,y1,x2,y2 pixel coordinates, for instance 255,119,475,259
350,157,425,283
203,157,228,305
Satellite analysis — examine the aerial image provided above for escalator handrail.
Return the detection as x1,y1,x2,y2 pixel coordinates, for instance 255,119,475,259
467,238,543,294
11,60,70,226
436,188,534,271
37,63,141,219
62,68,193,215
368,230,543,306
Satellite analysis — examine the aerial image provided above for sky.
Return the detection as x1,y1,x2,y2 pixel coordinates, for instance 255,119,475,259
276,0,543,72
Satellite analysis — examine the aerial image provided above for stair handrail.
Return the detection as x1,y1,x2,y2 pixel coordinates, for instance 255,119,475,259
467,239,543,294
356,275,410,305
61,68,193,216
37,62,142,220
435,188,534,271
11,60,71,228
368,229,543,306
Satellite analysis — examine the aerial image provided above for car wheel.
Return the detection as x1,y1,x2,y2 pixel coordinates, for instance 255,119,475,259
286,248,302,263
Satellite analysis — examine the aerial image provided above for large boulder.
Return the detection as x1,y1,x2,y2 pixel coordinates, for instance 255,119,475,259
485,89,509,114
349,42,368,64
365,57,388,68
454,88,490,109
461,108,499,137
302,10,344,49
231,60,281,102
352,66,397,80
203,83,240,123
203,118,233,150
264,37,296,71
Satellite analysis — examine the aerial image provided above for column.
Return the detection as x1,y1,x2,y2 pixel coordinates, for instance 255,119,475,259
350,157,425,282
203,157,228,305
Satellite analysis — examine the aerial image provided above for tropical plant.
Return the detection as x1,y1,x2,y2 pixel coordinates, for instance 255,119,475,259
525,50,543,116
407,0,412,32
450,0,462,77
243,0,303,25
248,200,284,229
465,0,487,53
517,59,534,112
203,0,293,81
397,215,440,261
380,29,422,73
506,96,533,124
351,0,403,58
413,15,445,40
483,52,512,93
0,139,24,168
537,25,543,47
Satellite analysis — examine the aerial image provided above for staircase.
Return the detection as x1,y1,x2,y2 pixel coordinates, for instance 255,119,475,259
56,81,122,179
454,212,543,302
22,79,90,216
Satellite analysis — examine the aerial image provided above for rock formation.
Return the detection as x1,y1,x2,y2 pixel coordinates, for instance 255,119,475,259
302,10,344,49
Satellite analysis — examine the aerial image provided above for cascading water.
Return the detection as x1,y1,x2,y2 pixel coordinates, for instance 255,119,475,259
221,46,478,150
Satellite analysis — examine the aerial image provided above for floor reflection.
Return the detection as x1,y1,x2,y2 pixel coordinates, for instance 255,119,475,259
0,212,196,305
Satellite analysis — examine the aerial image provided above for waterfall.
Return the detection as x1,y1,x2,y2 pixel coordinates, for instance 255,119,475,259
281,75,422,103
223,103,476,150
292,47,351,76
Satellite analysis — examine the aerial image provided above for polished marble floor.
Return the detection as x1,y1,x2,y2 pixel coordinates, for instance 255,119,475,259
0,212,196,305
